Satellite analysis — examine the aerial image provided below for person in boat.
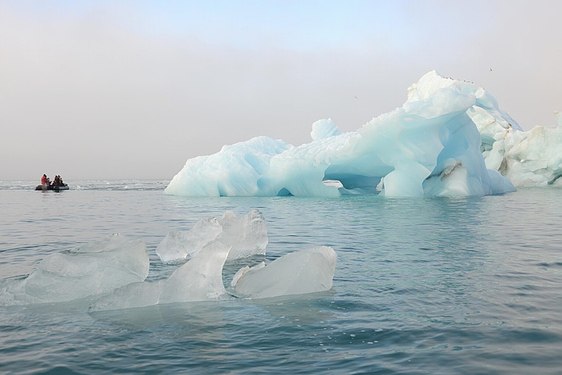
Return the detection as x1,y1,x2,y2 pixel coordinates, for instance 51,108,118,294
52,175,66,187
40,174,50,187
52,175,66,188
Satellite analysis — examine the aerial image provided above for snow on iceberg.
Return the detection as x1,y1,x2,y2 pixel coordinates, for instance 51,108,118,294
0,235,149,305
156,209,268,263
166,71,522,198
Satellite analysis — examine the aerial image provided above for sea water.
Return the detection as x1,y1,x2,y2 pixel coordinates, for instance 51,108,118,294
1,180,561,374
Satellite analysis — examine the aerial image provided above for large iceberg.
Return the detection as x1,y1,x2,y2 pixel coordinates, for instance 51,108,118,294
166,71,560,197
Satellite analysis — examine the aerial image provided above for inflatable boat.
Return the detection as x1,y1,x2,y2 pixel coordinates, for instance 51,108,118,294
35,184,69,191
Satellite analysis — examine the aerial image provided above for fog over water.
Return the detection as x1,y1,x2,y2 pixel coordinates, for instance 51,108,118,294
1,0,561,180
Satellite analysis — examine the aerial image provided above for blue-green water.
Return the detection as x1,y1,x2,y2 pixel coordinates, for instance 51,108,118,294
1,181,561,374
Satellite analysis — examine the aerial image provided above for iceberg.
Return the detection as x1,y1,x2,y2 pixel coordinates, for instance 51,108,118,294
166,71,560,197
0,235,149,305
156,209,268,263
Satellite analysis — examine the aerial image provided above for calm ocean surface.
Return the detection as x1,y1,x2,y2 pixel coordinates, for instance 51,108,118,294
1,180,561,374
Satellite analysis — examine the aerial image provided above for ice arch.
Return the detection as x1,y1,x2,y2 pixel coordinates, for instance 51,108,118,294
165,71,536,197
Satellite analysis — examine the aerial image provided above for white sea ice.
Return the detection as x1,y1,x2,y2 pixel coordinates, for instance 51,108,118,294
166,70,527,198
156,209,268,263
0,235,149,305
231,246,337,299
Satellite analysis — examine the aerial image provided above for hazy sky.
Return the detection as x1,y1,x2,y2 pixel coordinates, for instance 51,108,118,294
1,0,561,180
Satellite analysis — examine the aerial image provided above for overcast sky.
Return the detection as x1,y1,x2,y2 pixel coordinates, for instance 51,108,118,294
1,0,561,180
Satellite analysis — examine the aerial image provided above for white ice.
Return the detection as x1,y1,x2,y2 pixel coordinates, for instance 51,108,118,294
156,209,268,263
166,71,560,197
0,235,149,305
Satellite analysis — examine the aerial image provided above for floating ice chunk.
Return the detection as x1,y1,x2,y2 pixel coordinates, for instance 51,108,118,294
231,246,337,299
93,243,337,311
0,235,149,305
156,209,268,263
160,240,231,302
90,280,162,312
2,209,338,311
218,209,269,260
156,217,222,262
91,240,232,311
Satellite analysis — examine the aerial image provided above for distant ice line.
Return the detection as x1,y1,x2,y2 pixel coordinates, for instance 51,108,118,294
165,71,561,197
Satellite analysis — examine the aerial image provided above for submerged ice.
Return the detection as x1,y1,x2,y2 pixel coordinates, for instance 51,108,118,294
1,211,336,310
166,71,561,197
